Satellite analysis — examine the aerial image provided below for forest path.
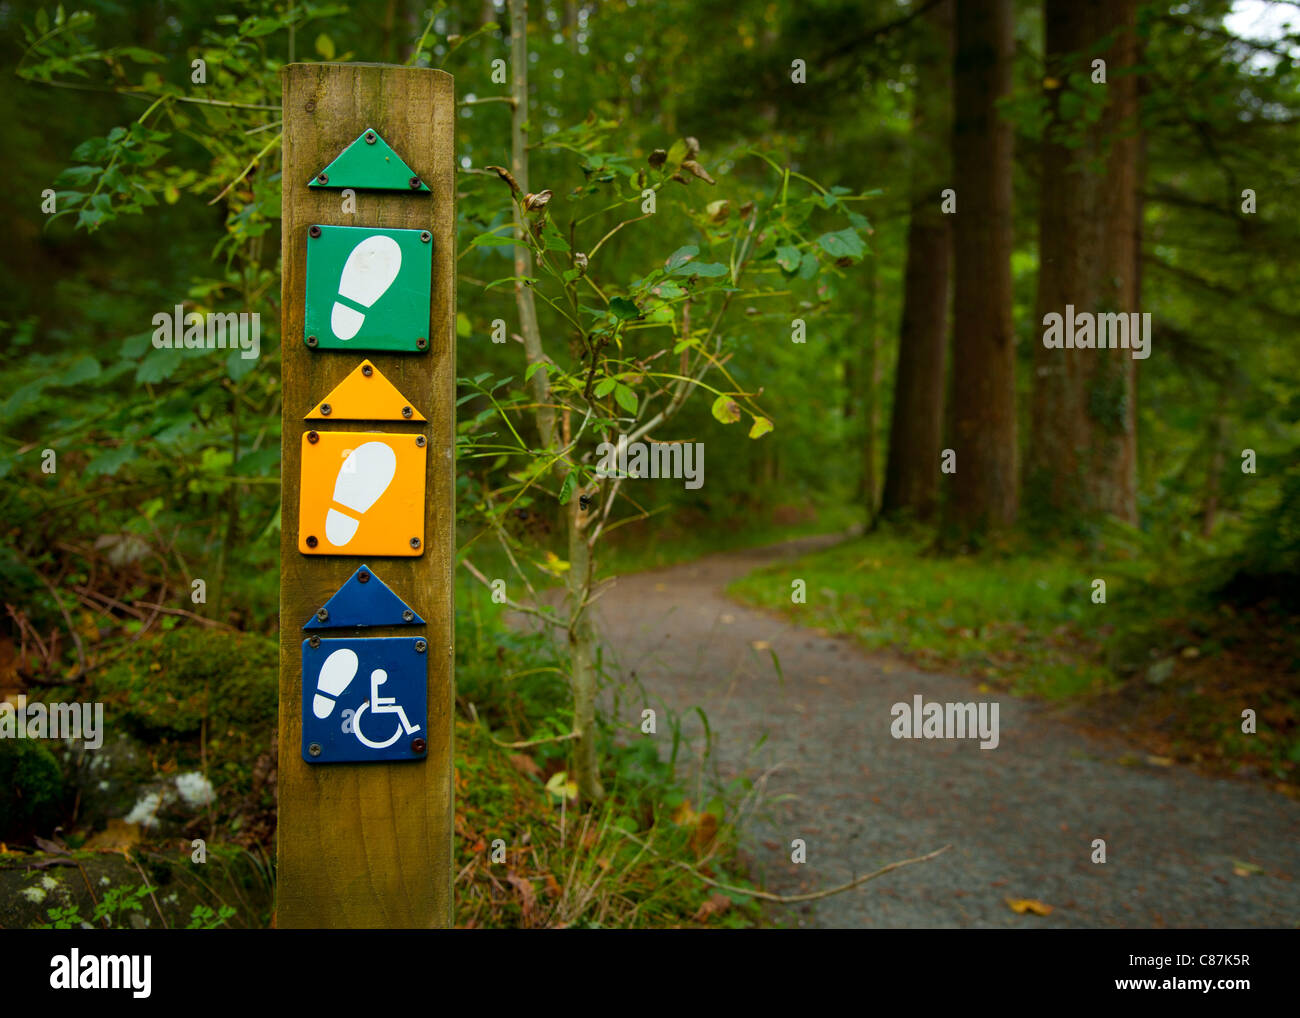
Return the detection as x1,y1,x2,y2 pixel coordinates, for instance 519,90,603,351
590,533,1300,928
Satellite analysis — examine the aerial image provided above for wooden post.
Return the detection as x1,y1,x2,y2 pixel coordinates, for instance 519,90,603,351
277,63,455,928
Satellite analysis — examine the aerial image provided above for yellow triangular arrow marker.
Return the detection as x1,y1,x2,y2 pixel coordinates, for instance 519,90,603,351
304,360,426,421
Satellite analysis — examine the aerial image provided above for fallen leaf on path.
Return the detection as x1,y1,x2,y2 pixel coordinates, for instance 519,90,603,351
1146,755,1175,767
720,614,735,624
693,893,731,922
1232,861,1264,877
751,640,771,651
1006,897,1053,916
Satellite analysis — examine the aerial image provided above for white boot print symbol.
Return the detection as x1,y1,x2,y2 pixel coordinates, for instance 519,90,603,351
312,648,358,719
326,441,397,546
331,234,402,341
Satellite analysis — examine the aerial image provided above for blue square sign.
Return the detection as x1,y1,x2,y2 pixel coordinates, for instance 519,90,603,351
302,637,428,764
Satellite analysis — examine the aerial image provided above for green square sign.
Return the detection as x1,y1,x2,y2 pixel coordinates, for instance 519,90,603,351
304,225,433,353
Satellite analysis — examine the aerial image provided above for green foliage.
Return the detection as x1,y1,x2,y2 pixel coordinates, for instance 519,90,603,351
0,739,65,839
730,527,1117,699
186,903,237,929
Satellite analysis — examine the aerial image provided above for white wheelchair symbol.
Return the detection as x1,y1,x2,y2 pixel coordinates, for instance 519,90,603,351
352,668,422,750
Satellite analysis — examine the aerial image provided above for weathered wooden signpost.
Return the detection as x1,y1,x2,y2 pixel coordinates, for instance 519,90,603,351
277,63,455,927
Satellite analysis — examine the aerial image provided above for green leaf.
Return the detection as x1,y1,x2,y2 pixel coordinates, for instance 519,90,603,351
226,348,257,381
56,354,101,386
775,245,802,273
664,245,698,272
816,228,865,260
671,261,729,278
315,33,335,60
135,345,182,384
614,383,638,414
609,296,640,321
456,312,472,339
471,232,517,247
542,219,570,251
798,251,820,280
243,16,283,37
665,139,688,169
593,377,618,398
748,416,774,439
558,471,577,505
711,394,741,424
85,446,135,478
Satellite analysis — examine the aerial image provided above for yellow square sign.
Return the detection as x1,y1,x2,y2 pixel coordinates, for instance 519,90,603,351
298,431,427,556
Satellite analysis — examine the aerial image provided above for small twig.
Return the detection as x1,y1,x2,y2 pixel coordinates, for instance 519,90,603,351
127,852,170,930
614,829,952,904
133,603,236,629
467,702,580,749
460,559,566,628
35,570,86,679
209,131,282,205
492,730,580,750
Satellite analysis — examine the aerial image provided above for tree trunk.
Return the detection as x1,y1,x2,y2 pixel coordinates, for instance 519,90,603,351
881,0,953,524
508,0,603,802
1027,0,1141,526
1094,0,1141,523
859,256,880,515
946,0,1018,538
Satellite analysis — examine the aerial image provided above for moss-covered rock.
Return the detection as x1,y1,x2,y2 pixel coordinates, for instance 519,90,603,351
0,739,65,840
97,628,277,738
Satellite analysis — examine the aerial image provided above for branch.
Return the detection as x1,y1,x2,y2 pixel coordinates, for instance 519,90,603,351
506,0,558,453
615,828,953,904
460,558,566,628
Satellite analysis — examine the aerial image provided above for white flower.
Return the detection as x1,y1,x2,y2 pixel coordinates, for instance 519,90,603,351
175,772,216,809
40,875,58,891
21,886,46,903
124,791,164,828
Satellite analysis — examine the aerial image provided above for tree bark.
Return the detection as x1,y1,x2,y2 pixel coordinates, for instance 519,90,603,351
946,0,1018,537
1027,0,1141,525
881,0,953,524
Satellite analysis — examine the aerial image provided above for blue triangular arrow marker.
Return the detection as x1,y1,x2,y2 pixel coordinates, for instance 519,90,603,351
302,565,425,630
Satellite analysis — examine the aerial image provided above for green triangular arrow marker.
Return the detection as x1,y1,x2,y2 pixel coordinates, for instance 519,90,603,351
309,127,431,193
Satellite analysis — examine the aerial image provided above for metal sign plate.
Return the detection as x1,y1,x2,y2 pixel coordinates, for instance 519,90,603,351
309,128,431,193
304,359,426,422
301,637,429,764
303,564,425,630
304,225,433,353
297,431,427,556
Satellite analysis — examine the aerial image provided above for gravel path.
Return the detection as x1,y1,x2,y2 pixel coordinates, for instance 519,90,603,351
591,533,1300,928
